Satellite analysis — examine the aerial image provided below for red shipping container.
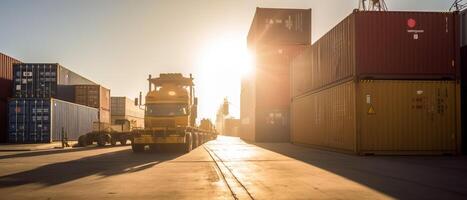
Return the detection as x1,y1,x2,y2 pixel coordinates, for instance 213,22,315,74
291,11,459,97
0,53,21,142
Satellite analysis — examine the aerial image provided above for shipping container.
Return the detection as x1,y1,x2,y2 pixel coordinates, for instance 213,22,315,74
111,97,144,129
291,11,459,97
0,53,21,142
240,45,306,142
12,63,96,98
461,10,467,47
240,71,256,142
1,53,21,101
291,80,459,155
8,98,98,143
462,45,467,154
75,85,110,123
248,7,311,47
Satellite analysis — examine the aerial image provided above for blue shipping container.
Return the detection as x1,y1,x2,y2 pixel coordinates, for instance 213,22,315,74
8,98,98,143
12,63,95,99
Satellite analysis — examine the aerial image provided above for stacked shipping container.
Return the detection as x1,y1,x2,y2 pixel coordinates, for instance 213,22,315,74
8,98,98,142
0,53,21,142
291,11,461,155
241,8,311,142
75,85,111,124
460,10,467,154
110,97,144,129
9,63,102,143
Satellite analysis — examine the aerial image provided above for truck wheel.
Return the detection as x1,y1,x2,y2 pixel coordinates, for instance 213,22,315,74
110,137,117,146
185,135,192,153
97,135,106,147
120,139,127,145
192,133,198,148
132,144,144,153
78,135,87,147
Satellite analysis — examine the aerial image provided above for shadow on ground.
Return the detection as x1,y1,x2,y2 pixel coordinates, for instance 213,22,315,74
0,145,127,160
0,148,183,188
256,143,467,199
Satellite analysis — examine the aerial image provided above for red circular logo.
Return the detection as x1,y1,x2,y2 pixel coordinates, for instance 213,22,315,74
407,18,416,28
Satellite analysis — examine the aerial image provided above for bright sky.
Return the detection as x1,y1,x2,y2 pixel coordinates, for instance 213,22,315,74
0,0,453,121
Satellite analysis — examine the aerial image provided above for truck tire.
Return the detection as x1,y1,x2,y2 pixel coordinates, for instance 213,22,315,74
185,134,192,153
78,135,87,147
132,144,144,153
192,133,198,148
110,137,117,146
97,135,106,147
120,139,127,145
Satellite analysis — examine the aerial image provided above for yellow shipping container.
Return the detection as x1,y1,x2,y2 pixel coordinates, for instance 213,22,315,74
291,80,460,155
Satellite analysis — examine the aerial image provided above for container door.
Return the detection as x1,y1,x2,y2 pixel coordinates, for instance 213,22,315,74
8,100,28,143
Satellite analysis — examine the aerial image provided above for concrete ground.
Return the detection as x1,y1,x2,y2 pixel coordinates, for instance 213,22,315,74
0,136,465,199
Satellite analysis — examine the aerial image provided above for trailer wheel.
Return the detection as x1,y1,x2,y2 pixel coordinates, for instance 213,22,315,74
78,135,87,147
132,144,144,153
192,133,198,148
185,134,192,153
120,139,127,145
97,135,106,147
110,137,117,146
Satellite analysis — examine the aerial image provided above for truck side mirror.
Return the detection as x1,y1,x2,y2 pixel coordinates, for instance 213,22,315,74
134,98,139,106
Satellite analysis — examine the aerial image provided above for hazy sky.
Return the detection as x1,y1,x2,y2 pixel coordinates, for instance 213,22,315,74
0,0,453,121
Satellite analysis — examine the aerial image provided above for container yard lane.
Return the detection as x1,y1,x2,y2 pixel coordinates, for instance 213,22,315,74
1,136,467,199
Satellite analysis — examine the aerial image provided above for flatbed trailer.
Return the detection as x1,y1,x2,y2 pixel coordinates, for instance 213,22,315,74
78,131,134,147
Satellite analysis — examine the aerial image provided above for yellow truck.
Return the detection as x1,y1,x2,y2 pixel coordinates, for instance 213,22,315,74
132,73,217,153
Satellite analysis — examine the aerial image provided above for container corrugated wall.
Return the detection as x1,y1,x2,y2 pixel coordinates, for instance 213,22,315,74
358,80,458,154
460,10,466,47
461,46,467,154
248,8,312,46
13,63,96,99
291,80,459,155
8,98,98,143
291,11,458,98
355,12,457,79
0,53,21,142
291,81,356,152
240,71,256,142
111,97,144,118
75,85,111,123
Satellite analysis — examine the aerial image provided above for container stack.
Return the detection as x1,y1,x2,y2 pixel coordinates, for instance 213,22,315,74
0,53,21,142
8,63,102,143
241,7,311,142
110,97,144,131
75,85,111,131
291,11,461,155
460,9,467,154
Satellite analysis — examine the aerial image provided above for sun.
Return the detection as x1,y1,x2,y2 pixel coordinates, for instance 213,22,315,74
198,38,254,77
195,36,255,121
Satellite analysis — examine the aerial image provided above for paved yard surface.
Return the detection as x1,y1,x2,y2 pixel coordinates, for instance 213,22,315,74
0,136,466,199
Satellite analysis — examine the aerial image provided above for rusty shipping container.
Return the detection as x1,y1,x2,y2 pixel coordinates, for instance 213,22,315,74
291,11,459,97
75,85,110,123
291,80,459,155
0,53,21,142
248,7,311,47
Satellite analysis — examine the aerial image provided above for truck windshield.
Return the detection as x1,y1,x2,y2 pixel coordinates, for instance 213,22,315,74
146,104,188,117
